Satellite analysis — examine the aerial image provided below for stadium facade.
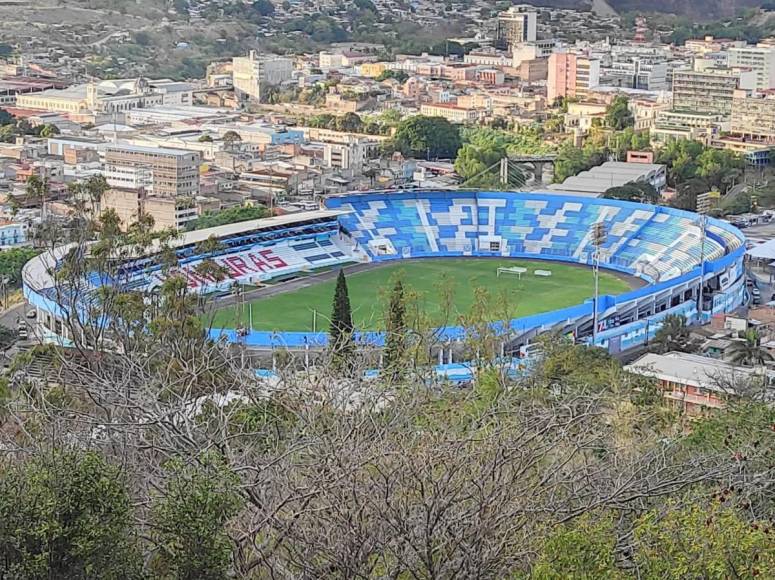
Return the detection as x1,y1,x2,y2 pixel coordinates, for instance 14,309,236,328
22,191,746,357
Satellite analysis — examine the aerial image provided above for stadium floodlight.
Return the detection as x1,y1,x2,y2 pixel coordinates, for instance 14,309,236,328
591,221,607,343
696,214,708,315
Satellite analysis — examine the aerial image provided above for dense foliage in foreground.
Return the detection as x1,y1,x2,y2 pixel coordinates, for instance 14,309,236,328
1,214,773,578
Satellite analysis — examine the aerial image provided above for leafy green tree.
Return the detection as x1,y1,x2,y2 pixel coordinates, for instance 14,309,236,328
605,95,634,130
634,500,775,579
151,455,242,580
532,512,622,579
651,314,698,354
376,69,409,83
389,115,461,159
0,450,141,579
222,130,242,150
330,269,355,372
604,181,660,204
383,278,408,381
188,205,269,231
39,124,60,138
0,247,40,285
0,108,13,125
553,141,607,183
251,0,275,16
337,112,363,132
725,329,774,367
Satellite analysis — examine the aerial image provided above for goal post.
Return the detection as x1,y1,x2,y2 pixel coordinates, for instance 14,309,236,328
496,266,528,279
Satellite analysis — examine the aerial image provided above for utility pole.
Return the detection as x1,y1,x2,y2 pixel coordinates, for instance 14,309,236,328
591,221,607,344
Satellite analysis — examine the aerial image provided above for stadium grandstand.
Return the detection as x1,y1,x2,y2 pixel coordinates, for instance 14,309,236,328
23,191,747,357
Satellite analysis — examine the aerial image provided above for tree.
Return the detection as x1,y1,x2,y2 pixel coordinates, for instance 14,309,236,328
604,181,660,204
337,111,363,133
376,69,409,83
187,205,269,231
25,174,48,213
554,141,607,183
222,130,242,150
725,329,774,367
533,512,621,578
151,455,241,579
329,269,354,372
252,0,275,16
0,450,141,579
634,500,775,579
605,95,634,130
39,124,60,138
652,314,698,354
0,108,13,125
383,278,408,381
198,134,213,142
389,115,462,159
0,247,40,285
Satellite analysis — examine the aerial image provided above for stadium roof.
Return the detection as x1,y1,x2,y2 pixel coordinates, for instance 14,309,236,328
170,209,350,249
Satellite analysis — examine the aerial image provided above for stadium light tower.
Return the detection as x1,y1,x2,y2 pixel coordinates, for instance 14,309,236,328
696,214,708,316
591,221,607,343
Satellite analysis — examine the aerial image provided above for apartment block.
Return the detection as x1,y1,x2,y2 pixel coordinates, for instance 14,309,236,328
547,53,600,102
731,89,775,142
671,68,753,117
232,50,294,102
419,103,484,124
728,45,775,90
104,144,201,197
495,5,537,51
101,188,198,232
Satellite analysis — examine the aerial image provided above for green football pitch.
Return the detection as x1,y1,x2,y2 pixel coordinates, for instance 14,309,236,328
209,259,632,332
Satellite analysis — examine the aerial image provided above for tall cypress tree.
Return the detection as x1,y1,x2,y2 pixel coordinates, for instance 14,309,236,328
383,278,407,381
329,269,354,372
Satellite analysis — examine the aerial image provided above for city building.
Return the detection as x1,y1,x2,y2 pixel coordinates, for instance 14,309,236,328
101,187,199,232
684,36,746,55
728,44,775,90
600,58,668,91
0,219,30,247
731,89,775,143
625,351,771,415
15,78,192,116
547,53,600,102
104,144,201,197
512,40,556,66
419,103,484,124
651,110,727,145
232,51,294,102
671,67,754,117
547,161,667,197
495,5,537,51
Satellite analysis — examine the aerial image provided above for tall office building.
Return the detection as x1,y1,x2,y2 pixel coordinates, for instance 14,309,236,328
547,53,600,102
104,144,201,198
672,68,753,117
495,5,537,51
728,45,775,90
232,50,294,102
731,89,775,142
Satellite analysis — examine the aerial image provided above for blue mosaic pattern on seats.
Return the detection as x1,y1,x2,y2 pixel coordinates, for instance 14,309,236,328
326,192,740,282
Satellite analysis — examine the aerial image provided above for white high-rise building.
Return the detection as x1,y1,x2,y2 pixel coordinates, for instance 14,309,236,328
495,5,537,51
232,51,294,102
728,44,775,90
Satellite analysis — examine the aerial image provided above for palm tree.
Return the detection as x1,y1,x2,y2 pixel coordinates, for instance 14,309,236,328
652,314,697,354
725,330,773,367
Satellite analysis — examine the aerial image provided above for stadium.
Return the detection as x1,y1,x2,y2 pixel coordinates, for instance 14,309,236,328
22,190,747,360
